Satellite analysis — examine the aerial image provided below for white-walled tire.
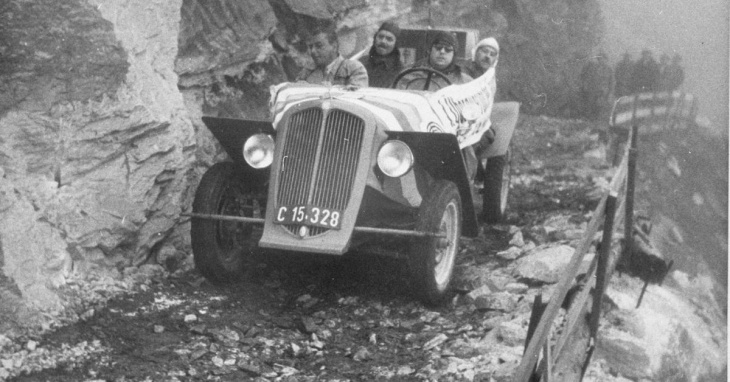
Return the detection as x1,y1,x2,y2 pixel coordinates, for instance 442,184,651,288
408,180,462,306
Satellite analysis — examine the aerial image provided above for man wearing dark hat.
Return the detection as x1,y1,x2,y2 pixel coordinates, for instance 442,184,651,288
359,21,404,88
406,30,473,89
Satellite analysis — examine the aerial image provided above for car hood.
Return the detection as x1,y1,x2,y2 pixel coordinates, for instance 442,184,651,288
269,68,496,149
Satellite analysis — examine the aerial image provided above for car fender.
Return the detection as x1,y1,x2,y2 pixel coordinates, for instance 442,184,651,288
201,116,276,169
483,101,520,158
385,131,479,237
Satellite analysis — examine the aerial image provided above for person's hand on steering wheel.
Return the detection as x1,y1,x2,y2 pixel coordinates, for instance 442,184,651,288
391,67,452,91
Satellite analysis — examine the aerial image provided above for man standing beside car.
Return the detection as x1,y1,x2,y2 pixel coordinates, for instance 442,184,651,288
298,25,369,87
359,21,404,88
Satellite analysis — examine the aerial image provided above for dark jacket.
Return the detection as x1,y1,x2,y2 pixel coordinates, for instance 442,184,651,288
358,46,404,88
614,58,634,97
410,57,473,87
464,60,486,79
297,55,369,87
630,57,660,93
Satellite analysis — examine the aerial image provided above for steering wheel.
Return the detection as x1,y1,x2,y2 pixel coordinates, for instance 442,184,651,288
391,67,452,91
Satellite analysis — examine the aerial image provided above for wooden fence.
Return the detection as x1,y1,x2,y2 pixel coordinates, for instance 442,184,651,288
512,124,639,381
608,91,696,166
610,91,697,133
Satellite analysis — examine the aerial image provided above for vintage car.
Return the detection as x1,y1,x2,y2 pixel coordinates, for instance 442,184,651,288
189,29,519,305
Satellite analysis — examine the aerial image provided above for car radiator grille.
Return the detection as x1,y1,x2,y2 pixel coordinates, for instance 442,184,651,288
278,107,365,236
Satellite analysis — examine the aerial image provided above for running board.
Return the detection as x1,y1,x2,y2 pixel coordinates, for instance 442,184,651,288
183,212,447,238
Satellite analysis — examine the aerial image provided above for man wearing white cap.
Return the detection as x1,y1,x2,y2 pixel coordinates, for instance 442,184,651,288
466,37,499,79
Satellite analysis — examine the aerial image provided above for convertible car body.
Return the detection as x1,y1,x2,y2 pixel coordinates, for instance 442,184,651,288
189,35,519,305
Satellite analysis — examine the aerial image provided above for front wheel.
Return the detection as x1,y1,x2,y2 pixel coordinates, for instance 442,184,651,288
408,180,462,306
191,162,267,283
481,149,511,223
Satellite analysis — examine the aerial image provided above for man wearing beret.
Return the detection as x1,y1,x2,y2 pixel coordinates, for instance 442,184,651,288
359,21,404,88
409,30,473,88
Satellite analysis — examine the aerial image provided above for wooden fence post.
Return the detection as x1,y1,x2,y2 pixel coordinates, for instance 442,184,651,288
589,193,618,340
624,125,639,259
524,294,546,354
524,294,546,382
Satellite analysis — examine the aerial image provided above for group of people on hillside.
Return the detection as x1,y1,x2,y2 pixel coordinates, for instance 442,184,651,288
614,49,685,97
296,22,499,90
578,48,685,121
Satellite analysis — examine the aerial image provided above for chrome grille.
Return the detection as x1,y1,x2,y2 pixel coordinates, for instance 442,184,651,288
278,107,365,237
312,110,365,209
277,108,322,206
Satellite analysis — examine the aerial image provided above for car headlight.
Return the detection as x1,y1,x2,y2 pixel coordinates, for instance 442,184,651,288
377,140,414,177
243,134,275,169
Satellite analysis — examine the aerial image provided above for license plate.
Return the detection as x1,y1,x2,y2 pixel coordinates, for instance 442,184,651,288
274,205,342,230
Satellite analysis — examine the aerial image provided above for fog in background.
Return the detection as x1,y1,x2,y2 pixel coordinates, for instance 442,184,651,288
599,0,729,133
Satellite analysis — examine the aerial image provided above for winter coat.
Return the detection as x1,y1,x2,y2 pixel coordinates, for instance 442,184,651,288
358,46,404,88
404,58,473,89
297,55,369,87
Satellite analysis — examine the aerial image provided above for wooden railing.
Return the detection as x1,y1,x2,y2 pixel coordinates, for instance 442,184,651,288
512,124,639,382
608,91,696,165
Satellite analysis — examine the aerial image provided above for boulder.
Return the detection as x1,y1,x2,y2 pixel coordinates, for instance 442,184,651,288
474,292,519,313
497,318,527,347
496,246,521,260
513,244,575,284
594,273,727,381
596,335,652,379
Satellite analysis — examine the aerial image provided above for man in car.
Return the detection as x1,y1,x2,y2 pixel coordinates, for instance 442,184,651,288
408,30,473,88
359,21,404,88
465,37,499,80
298,25,369,87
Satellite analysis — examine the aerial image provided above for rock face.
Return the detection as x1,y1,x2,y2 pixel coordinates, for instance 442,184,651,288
0,0,195,332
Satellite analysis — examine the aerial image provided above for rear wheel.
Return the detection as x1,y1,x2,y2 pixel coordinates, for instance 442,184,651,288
481,149,511,223
408,180,462,306
191,162,267,283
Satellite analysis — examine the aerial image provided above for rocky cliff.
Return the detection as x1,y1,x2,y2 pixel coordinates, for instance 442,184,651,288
0,0,195,332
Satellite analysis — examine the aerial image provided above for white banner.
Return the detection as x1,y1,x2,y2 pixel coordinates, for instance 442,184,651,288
269,67,497,149
427,67,496,148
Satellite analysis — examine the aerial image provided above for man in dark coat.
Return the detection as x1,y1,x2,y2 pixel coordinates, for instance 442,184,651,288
658,53,671,91
614,52,634,97
404,30,473,89
630,49,660,93
359,21,404,88
662,54,685,91
579,52,613,121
